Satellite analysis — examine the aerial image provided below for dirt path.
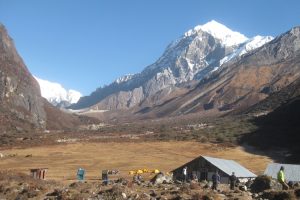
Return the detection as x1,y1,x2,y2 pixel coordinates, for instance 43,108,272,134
0,141,273,181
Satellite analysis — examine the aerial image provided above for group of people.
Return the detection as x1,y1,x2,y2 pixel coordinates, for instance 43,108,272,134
182,166,237,190
182,165,290,191
212,171,237,190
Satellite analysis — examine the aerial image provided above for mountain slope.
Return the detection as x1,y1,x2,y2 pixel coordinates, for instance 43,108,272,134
71,20,273,111
0,24,46,130
137,26,300,118
240,77,300,163
0,24,97,132
34,76,82,107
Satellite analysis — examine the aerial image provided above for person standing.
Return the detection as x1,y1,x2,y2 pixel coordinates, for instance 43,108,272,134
212,171,220,190
183,166,188,182
277,166,289,190
229,172,237,190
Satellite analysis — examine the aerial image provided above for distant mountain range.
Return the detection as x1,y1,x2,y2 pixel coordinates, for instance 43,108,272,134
34,76,82,108
70,20,286,117
1,19,299,129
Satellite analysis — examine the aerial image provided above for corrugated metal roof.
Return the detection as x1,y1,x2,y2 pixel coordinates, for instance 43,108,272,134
264,163,300,182
203,156,257,178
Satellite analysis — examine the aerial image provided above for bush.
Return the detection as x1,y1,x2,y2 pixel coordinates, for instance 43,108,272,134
216,135,225,143
262,190,295,200
251,175,272,193
198,136,208,143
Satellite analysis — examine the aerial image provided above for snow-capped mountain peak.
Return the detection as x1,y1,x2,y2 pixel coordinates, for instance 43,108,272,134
34,76,82,106
185,20,248,46
71,20,274,111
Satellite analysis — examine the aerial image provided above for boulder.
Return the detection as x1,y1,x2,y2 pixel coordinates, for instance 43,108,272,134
150,172,173,184
121,192,127,199
149,189,157,197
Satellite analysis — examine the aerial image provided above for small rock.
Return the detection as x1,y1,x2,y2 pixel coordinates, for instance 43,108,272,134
217,194,226,198
140,193,151,199
122,192,127,199
150,190,157,197
133,193,139,199
239,185,247,191
252,193,259,198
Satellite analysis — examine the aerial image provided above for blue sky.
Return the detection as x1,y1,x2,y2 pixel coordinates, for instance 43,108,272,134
0,0,299,95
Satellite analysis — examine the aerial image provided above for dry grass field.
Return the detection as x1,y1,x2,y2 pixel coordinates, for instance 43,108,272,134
0,141,272,181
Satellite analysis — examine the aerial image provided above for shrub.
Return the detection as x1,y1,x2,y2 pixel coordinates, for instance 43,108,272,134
262,190,295,200
251,175,272,193
216,135,225,143
198,136,208,143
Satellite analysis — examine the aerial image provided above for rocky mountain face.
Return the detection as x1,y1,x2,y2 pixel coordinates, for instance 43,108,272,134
0,24,97,132
71,21,273,111
137,26,300,118
0,24,46,130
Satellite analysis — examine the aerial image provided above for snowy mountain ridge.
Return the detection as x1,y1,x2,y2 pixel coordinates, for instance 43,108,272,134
219,35,274,66
34,76,82,107
71,20,274,110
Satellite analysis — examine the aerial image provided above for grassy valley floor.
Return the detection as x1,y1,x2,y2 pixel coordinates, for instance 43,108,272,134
0,141,272,181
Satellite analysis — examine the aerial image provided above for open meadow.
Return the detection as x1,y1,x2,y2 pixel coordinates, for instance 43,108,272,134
0,141,273,181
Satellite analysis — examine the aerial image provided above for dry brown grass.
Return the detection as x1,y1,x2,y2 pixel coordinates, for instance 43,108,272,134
0,141,272,181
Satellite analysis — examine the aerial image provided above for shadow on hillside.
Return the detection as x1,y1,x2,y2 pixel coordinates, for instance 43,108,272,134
239,97,300,164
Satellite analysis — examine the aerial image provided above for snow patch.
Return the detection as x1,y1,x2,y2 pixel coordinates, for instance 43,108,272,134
220,35,274,66
115,74,134,84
